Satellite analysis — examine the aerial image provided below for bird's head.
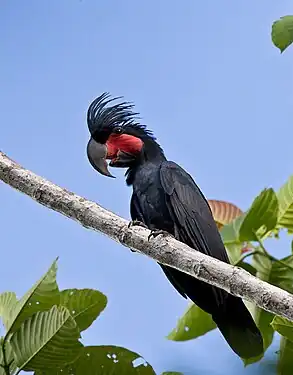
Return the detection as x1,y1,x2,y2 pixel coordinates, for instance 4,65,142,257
86,93,163,178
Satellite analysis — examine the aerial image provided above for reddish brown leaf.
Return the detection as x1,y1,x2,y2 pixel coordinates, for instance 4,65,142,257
208,199,243,229
208,200,250,254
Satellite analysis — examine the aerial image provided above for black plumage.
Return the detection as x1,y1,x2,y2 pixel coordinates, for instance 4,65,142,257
87,93,264,359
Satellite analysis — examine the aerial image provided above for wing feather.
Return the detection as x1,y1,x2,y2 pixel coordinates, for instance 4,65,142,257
159,161,230,308
160,161,229,263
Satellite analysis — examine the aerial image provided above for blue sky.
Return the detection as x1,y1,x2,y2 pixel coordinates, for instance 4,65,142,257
1,1,293,374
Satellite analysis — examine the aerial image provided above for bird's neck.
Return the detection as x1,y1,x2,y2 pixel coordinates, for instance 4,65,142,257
141,137,166,162
125,139,166,186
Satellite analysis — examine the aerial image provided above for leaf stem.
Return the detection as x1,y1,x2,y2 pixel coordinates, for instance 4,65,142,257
255,234,293,272
235,251,260,265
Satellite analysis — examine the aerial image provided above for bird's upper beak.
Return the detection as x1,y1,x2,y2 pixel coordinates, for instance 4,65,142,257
87,137,115,178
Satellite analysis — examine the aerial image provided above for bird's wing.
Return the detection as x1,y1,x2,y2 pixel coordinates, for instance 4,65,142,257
159,161,231,308
130,191,188,299
159,161,229,264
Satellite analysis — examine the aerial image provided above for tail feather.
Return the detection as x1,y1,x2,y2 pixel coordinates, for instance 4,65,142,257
160,266,263,358
213,295,263,359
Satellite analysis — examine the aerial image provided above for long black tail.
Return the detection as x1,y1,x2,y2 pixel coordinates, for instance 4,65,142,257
212,295,263,359
160,265,263,358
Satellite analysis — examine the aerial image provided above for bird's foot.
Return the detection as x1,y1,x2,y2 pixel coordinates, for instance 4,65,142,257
128,220,148,229
128,220,149,253
148,229,173,241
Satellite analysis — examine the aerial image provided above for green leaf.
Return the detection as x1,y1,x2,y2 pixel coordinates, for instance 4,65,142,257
220,215,244,244
220,189,278,244
0,292,17,330
34,346,156,375
244,253,293,365
59,288,107,332
11,305,82,372
272,16,293,53
225,243,243,265
0,338,17,375
277,175,293,231
239,188,278,241
167,303,216,341
272,316,293,341
270,255,293,293
237,262,257,276
277,336,293,375
6,258,60,335
249,254,293,366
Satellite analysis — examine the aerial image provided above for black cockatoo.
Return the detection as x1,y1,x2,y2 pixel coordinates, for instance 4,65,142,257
86,93,263,359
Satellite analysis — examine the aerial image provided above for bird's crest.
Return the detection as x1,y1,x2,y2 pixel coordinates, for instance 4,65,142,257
87,92,156,140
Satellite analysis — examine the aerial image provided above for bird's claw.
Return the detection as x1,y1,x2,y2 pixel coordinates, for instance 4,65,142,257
128,220,148,253
148,229,173,241
128,220,148,229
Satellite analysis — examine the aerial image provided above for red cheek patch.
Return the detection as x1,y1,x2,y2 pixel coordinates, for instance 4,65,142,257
106,134,143,159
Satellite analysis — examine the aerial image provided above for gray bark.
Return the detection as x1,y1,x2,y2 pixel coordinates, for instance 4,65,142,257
0,151,293,320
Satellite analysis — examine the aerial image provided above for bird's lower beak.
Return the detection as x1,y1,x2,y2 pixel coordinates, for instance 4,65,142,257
109,150,136,168
87,137,115,178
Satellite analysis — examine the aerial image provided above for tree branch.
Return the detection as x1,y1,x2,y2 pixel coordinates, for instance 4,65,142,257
1,151,293,320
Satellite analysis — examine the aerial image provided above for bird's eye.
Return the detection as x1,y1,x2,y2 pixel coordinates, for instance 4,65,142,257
113,126,123,134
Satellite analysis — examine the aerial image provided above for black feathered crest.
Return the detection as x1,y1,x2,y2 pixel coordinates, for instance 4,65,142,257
87,92,156,140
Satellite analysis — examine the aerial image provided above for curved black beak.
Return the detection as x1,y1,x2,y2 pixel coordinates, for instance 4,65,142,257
87,137,115,178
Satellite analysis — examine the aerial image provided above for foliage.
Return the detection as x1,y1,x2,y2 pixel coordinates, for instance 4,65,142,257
167,303,216,342
0,260,177,375
272,16,293,52
168,175,293,374
3,180,293,375
34,346,157,375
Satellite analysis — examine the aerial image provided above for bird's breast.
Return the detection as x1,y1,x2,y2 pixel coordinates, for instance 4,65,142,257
132,163,174,233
